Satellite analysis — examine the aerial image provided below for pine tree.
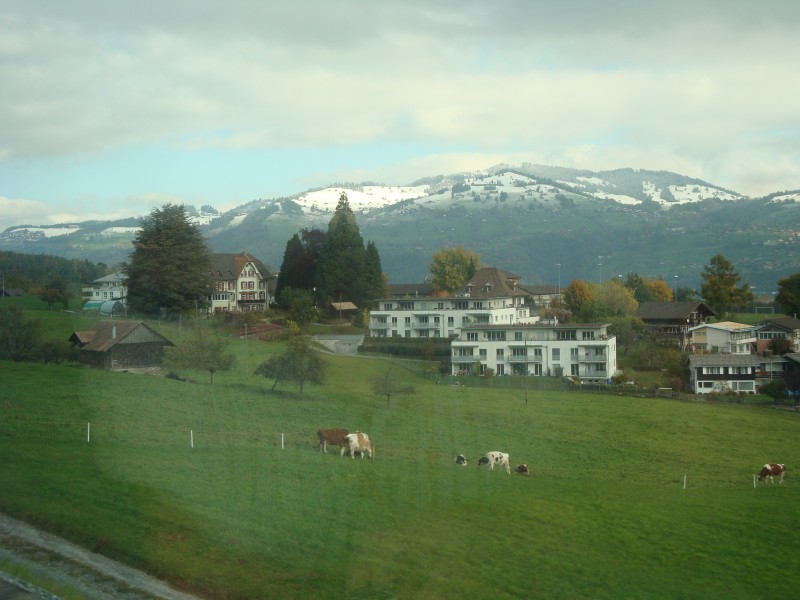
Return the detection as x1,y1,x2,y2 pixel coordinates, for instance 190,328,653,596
699,254,752,316
275,228,326,305
123,204,212,317
315,193,367,307
363,240,385,301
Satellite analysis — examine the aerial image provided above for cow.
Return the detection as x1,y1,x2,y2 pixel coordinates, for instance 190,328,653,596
515,463,530,476
317,428,349,454
757,463,786,484
454,454,468,466
477,451,511,474
342,431,373,460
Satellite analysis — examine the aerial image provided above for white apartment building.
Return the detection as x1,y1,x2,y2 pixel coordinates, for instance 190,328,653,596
688,321,757,354
368,267,538,338
451,320,617,383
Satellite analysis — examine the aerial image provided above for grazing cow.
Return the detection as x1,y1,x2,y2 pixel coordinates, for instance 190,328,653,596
317,428,349,453
757,463,786,484
515,463,530,476
454,454,468,466
477,451,511,474
342,431,373,460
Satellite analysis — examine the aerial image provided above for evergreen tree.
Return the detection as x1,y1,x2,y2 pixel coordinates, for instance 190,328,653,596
699,254,752,316
776,272,800,317
315,193,367,307
275,228,326,305
363,240,385,301
123,204,212,317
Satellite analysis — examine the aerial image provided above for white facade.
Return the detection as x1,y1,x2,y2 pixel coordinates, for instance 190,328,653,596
207,253,273,313
688,322,757,354
82,273,127,304
368,295,536,338
451,321,617,383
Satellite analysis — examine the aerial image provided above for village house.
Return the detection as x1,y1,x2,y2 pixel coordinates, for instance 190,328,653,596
687,354,761,394
755,316,800,353
207,252,275,314
82,272,128,314
687,321,757,354
634,301,715,348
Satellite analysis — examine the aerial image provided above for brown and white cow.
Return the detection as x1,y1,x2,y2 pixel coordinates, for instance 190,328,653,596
341,431,373,460
477,451,511,474
317,428,349,453
514,463,530,476
757,463,786,484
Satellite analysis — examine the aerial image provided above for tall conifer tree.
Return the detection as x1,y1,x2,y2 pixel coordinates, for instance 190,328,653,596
315,193,367,307
123,204,211,317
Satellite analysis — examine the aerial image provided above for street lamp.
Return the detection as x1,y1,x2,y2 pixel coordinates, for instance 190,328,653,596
597,263,603,284
673,275,678,302
556,263,561,298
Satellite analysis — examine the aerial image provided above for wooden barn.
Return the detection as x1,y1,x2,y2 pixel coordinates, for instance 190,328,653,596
69,320,174,370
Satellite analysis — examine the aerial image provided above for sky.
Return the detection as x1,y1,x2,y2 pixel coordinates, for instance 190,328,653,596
1,0,799,231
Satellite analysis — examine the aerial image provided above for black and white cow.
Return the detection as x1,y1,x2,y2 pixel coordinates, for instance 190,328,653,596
477,451,511,474
454,454,468,466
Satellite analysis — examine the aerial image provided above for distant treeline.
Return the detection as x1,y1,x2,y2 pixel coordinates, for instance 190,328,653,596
0,250,109,290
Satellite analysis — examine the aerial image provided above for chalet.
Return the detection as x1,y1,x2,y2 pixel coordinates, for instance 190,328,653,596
755,316,800,353
69,320,174,370
207,252,275,313
687,354,761,395
634,301,715,347
520,284,560,308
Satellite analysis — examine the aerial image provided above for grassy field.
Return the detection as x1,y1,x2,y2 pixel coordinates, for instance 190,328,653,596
1,314,799,598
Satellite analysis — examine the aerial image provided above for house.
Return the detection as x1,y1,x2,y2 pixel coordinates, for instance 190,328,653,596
519,284,560,308
755,316,800,353
634,301,715,347
385,283,435,299
207,252,275,313
82,273,127,308
687,354,761,394
329,301,358,320
687,321,757,354
69,320,174,370
368,267,538,338
451,319,617,383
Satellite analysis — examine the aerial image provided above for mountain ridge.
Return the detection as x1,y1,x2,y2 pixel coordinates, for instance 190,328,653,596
2,164,799,295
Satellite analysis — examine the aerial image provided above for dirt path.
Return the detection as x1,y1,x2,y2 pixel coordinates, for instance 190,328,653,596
0,513,202,600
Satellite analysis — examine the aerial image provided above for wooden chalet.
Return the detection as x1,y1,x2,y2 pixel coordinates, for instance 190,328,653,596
634,301,715,346
69,320,174,370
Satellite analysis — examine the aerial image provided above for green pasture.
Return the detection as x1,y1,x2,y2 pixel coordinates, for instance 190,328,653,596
1,331,800,599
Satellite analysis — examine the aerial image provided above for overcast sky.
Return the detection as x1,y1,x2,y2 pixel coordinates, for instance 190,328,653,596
1,0,799,231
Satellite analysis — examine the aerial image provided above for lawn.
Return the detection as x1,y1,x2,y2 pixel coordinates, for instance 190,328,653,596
1,331,799,599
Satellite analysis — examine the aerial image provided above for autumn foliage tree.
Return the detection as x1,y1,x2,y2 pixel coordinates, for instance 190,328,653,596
700,254,752,316
428,245,481,294
563,279,591,315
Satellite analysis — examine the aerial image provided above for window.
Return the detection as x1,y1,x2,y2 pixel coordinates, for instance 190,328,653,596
486,331,506,341
557,330,577,340
552,348,560,361
571,348,579,359
582,331,596,340
533,364,542,376
533,348,542,359
511,347,527,357
479,349,487,359
514,332,523,341
496,349,504,359
467,332,478,341
705,367,721,374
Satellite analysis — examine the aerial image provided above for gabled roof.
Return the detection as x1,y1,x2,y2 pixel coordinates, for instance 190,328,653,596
69,321,173,352
455,267,528,299
757,316,800,331
330,301,358,311
520,284,559,295
91,272,126,284
635,301,715,320
688,354,762,367
209,252,274,280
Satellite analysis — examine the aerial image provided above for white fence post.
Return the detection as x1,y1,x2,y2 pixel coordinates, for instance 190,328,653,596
281,433,285,449
190,429,194,449
683,474,687,489
87,422,90,443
